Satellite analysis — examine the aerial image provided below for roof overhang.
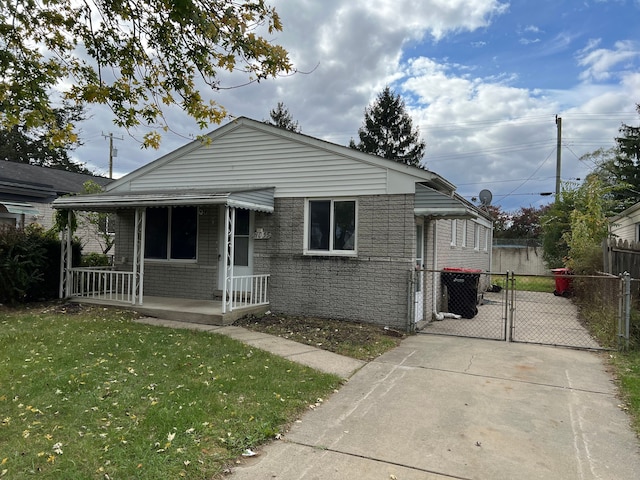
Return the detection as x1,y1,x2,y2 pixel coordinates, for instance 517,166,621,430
52,187,275,213
0,201,41,216
414,184,479,219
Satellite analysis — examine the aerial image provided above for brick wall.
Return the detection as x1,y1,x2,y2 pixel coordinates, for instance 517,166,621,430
259,195,415,329
112,196,417,328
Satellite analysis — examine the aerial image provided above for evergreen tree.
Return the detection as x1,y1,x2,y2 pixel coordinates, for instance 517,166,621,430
349,86,426,166
266,102,301,132
0,104,89,173
610,104,640,211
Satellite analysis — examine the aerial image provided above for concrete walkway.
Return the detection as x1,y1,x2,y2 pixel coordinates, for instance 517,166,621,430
134,317,365,379
136,317,640,479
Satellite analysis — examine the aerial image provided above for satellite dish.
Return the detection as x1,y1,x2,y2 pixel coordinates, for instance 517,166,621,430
479,189,493,206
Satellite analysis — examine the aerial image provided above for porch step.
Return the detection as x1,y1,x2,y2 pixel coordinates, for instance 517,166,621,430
70,296,269,326
134,304,270,326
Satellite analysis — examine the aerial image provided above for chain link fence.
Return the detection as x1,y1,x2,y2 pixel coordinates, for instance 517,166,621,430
411,269,634,350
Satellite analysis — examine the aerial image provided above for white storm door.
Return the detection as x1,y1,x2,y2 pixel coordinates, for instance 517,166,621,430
232,208,253,278
415,220,424,323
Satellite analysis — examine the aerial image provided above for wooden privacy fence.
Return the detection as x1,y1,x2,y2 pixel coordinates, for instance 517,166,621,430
603,238,640,278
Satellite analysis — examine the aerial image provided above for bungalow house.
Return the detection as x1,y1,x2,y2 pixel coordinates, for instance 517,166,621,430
0,161,112,253
53,117,492,330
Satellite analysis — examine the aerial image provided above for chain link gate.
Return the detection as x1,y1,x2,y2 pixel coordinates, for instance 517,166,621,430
412,269,628,350
412,269,508,341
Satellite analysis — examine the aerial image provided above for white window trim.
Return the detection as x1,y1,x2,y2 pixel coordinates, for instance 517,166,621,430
474,223,480,251
484,228,489,251
304,198,358,256
450,219,457,247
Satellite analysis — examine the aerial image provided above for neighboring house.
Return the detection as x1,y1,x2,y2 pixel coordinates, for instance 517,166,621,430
53,117,492,329
0,161,112,253
609,202,640,244
605,202,640,277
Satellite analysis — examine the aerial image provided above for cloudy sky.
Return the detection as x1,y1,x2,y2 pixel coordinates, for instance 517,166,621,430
73,0,640,212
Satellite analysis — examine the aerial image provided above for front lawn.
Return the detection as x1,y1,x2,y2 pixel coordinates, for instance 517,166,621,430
0,304,340,479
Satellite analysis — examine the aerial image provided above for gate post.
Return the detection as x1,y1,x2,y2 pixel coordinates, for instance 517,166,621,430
407,269,416,333
507,271,516,342
621,272,631,350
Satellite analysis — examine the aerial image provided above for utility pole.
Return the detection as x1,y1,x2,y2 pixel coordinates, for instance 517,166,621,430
555,115,562,199
102,132,123,179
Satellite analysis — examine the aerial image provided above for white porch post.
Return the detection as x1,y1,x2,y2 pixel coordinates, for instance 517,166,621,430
58,211,72,299
222,206,235,313
132,207,146,305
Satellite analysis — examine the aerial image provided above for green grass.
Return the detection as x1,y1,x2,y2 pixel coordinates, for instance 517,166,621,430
611,351,640,436
492,275,556,293
0,305,341,479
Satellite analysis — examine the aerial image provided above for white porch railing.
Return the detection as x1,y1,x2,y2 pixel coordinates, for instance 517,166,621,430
230,274,270,310
69,267,135,303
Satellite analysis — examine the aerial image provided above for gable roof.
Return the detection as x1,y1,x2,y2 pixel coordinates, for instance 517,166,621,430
0,161,112,202
609,201,640,223
105,117,456,197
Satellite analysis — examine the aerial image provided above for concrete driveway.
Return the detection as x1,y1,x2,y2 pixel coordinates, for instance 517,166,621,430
232,334,640,480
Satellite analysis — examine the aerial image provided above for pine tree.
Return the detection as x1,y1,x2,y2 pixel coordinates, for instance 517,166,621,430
602,103,640,212
266,102,301,132
349,86,426,167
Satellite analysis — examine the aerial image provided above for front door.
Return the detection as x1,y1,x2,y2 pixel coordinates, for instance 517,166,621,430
218,207,254,289
415,220,424,323
232,208,253,278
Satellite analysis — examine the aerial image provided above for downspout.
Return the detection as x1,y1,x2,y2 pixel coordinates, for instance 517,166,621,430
432,220,438,318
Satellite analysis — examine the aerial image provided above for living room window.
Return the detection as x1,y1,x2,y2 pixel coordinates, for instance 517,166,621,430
145,206,197,260
306,199,357,254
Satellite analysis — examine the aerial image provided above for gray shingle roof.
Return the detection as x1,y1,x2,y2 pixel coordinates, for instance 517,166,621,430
0,161,112,202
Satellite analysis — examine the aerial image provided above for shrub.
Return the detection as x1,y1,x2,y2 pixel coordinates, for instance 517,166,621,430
0,226,46,304
81,252,111,267
0,225,80,304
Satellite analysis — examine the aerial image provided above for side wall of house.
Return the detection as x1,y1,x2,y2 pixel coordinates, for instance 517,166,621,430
421,218,492,318
611,209,640,243
253,195,415,329
114,208,220,300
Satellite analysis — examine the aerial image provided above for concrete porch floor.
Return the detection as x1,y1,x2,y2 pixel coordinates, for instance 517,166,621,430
70,295,269,325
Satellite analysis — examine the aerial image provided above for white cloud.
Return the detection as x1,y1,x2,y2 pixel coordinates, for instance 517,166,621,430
577,40,640,81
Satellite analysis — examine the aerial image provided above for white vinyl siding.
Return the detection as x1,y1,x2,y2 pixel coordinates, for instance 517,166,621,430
115,129,389,197
107,120,448,199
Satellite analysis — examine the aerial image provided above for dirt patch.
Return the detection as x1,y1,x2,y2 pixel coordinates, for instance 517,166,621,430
234,313,404,361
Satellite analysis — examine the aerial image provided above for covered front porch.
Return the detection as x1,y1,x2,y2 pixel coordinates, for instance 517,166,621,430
53,188,275,325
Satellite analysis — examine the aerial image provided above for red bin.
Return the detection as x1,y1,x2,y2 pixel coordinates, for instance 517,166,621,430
552,268,572,296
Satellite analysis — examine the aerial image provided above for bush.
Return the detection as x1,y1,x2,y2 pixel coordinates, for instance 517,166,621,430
0,226,46,304
0,225,80,304
81,252,111,267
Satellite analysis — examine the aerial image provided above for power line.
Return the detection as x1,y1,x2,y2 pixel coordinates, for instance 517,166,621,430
493,146,557,204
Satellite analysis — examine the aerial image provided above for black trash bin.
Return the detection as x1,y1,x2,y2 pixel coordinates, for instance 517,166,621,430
441,268,482,319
